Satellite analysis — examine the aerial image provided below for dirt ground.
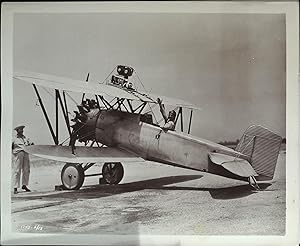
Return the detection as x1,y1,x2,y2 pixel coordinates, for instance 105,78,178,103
11,151,286,235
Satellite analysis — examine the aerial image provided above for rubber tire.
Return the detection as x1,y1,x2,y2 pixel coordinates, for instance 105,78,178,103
102,162,124,185
61,163,85,190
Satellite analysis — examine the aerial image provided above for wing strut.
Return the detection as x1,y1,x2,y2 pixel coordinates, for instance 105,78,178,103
188,109,193,134
81,73,90,104
180,107,184,132
55,90,59,142
62,92,72,136
174,107,193,134
33,85,73,145
57,91,72,137
174,107,184,133
97,95,111,109
33,84,58,145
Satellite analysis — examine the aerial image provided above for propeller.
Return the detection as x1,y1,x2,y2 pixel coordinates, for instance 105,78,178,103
69,72,99,148
81,73,90,104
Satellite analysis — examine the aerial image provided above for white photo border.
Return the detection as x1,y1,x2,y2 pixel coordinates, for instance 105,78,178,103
1,1,299,245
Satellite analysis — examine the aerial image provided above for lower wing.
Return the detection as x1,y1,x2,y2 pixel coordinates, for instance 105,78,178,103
24,145,144,163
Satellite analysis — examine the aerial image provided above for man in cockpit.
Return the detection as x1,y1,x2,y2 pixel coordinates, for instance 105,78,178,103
157,98,176,136
157,98,176,131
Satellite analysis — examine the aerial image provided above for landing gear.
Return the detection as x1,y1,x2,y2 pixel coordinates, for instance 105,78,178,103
101,162,124,185
61,163,85,190
248,176,260,190
60,162,124,190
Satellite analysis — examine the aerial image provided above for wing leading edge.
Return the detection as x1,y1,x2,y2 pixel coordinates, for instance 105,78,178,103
14,70,200,110
14,71,145,102
24,145,144,164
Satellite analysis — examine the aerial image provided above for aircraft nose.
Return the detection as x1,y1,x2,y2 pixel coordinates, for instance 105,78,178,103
70,104,96,144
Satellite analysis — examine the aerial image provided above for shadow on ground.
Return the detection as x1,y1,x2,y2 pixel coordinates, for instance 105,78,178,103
13,175,272,201
208,183,272,199
147,182,272,199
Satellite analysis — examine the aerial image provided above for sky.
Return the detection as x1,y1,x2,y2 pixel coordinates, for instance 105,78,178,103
13,13,286,144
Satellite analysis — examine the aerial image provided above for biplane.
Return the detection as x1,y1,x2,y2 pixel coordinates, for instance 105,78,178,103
13,65,282,191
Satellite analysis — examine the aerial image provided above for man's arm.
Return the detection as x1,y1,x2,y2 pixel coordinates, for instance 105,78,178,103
12,137,16,150
157,98,168,123
25,137,34,145
161,121,175,131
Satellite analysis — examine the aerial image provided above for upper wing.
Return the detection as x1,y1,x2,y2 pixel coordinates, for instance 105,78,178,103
14,70,200,110
148,93,201,110
14,71,153,102
24,145,144,163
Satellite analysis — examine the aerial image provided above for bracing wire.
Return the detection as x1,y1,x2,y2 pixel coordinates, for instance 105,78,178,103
135,71,148,95
41,87,55,99
65,91,79,106
134,70,162,123
59,121,91,146
145,102,158,124
233,135,255,160
99,66,117,84
59,123,96,146
37,87,78,109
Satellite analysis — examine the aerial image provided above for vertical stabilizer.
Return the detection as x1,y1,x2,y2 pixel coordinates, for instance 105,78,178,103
235,125,282,180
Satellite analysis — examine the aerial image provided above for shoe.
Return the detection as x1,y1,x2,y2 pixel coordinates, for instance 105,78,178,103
22,185,31,192
14,188,18,194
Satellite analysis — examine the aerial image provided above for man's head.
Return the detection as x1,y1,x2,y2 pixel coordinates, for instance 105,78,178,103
168,110,176,121
14,125,25,135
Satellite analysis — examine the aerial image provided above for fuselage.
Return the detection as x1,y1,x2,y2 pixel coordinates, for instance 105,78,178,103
84,109,247,171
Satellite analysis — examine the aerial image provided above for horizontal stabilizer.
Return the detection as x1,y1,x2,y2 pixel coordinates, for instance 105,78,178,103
208,152,258,177
24,145,144,163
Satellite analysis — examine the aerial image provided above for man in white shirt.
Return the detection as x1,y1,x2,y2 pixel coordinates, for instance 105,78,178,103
12,125,34,194
156,98,176,139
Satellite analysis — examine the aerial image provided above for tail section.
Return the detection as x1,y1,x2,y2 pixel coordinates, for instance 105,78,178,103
235,125,282,181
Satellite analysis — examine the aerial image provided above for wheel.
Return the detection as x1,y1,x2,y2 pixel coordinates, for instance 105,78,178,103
102,162,124,185
61,163,85,190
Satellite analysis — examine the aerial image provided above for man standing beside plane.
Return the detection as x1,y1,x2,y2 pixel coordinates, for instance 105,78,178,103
12,125,34,194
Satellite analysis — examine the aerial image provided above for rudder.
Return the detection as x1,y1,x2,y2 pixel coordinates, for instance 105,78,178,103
235,125,282,181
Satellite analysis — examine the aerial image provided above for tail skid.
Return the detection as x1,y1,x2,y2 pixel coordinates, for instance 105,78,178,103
248,176,261,190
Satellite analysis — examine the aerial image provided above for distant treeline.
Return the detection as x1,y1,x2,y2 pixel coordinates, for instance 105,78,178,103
218,139,239,147
219,138,286,147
